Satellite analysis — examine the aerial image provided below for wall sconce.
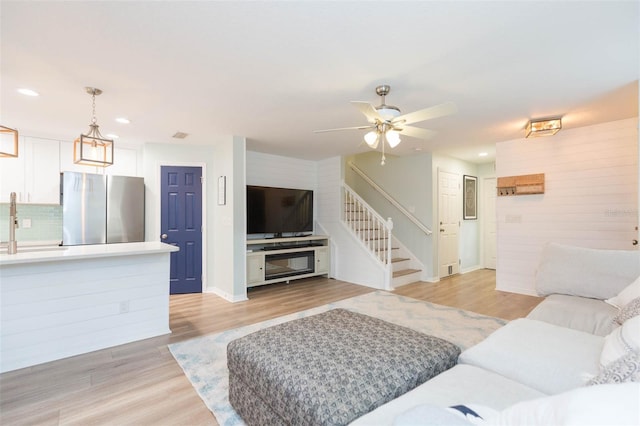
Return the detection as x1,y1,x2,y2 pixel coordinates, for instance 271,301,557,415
525,118,562,138
0,125,19,158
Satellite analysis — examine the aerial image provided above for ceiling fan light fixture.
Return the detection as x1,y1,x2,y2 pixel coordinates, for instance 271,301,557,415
385,130,401,148
376,105,401,120
364,131,379,147
525,117,562,138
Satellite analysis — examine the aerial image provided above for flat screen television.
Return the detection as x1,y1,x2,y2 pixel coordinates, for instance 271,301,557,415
246,185,314,236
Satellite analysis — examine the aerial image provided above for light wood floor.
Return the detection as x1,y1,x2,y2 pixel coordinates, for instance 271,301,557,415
0,270,542,425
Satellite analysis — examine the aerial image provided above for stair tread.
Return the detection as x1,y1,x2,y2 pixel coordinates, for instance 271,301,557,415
391,257,410,263
393,268,421,278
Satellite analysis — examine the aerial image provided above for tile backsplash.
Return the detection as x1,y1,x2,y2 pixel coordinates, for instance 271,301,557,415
0,203,62,243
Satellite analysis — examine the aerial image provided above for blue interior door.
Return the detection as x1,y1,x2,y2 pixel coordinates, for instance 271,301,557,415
161,166,203,294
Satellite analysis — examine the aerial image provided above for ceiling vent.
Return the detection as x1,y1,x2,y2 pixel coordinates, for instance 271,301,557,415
172,131,189,139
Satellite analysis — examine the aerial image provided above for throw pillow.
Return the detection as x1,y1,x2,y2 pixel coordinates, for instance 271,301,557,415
588,350,640,385
606,275,640,309
483,383,640,426
601,315,640,367
614,297,640,325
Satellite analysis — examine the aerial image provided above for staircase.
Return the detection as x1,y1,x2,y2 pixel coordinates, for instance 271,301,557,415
342,184,422,289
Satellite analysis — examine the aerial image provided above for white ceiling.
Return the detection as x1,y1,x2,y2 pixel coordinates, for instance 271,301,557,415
1,1,638,164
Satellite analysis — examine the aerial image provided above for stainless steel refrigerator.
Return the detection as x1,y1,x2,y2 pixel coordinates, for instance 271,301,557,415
61,172,145,245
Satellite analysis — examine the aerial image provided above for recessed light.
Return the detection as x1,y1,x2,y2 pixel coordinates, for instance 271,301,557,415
478,152,488,157
115,117,130,124
105,134,120,139
17,88,39,97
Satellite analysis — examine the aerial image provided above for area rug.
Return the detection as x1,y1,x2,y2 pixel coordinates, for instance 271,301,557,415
168,290,507,426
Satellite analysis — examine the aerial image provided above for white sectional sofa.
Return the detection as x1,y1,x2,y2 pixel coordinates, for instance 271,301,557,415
352,243,640,425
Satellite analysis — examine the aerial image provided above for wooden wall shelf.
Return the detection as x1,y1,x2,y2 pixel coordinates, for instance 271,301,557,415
497,173,545,196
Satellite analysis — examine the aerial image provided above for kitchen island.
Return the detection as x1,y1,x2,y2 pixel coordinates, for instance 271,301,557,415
0,242,179,373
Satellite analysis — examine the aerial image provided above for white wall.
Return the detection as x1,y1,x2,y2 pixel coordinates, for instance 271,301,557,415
496,118,639,295
344,151,485,280
246,151,317,189
246,152,386,289
213,136,247,301
347,151,435,277
432,154,484,276
478,162,497,269
317,156,386,289
143,137,247,302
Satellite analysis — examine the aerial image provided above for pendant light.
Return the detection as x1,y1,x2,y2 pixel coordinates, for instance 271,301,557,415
0,125,19,158
73,87,114,167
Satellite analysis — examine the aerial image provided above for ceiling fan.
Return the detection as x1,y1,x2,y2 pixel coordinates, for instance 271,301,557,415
315,85,456,164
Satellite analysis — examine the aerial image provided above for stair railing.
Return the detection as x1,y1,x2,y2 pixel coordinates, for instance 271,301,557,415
347,161,432,235
342,183,394,288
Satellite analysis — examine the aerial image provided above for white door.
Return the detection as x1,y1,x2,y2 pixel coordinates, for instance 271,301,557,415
483,177,497,269
438,170,460,278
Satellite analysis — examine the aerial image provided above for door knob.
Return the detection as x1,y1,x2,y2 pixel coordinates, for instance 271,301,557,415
161,233,168,240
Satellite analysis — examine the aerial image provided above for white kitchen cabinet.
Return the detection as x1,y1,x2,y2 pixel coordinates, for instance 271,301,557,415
105,147,139,177
59,140,89,174
59,141,139,177
24,137,60,204
0,137,25,203
0,137,60,204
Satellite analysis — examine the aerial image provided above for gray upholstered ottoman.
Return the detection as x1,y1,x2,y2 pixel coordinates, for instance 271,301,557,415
227,308,460,426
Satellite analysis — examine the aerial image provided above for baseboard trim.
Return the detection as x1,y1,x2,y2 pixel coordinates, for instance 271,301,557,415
204,287,248,303
495,284,539,297
460,265,483,274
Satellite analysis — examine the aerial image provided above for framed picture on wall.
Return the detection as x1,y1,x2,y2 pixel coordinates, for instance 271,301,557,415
463,175,477,220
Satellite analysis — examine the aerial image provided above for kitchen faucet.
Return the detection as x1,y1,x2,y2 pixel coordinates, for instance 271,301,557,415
8,192,18,254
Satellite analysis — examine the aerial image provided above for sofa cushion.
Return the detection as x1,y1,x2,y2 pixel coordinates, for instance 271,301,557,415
607,276,640,309
458,318,603,394
483,383,640,426
349,364,545,425
534,243,640,299
613,297,640,325
526,294,618,336
393,403,495,426
601,315,640,367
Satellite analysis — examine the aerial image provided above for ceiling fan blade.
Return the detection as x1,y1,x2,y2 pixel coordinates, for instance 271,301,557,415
393,101,457,125
397,125,437,140
314,124,374,133
351,101,382,123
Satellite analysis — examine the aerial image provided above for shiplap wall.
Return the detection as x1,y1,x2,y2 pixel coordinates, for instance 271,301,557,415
246,151,317,190
316,157,386,288
1,253,171,372
496,118,639,295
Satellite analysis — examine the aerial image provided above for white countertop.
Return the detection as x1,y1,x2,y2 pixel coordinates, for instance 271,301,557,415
0,242,179,266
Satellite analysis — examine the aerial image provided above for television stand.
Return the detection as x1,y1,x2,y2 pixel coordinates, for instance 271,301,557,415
246,235,330,288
